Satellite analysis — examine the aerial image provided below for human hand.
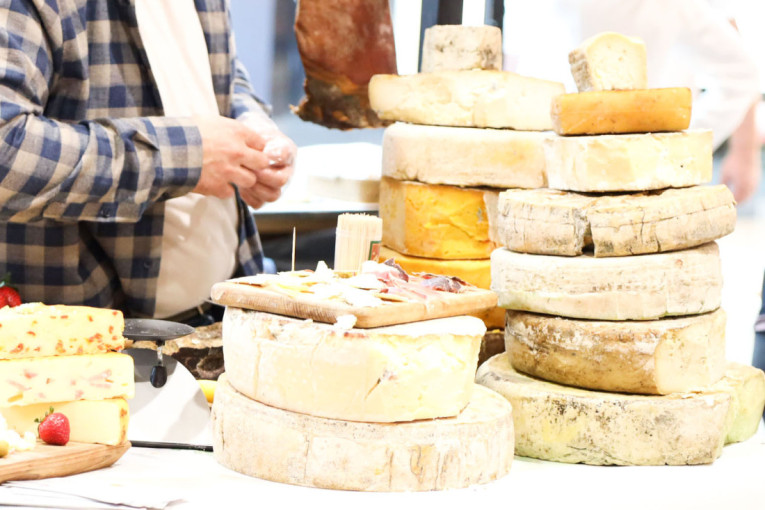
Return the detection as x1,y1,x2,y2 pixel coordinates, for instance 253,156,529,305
721,144,762,203
240,129,297,210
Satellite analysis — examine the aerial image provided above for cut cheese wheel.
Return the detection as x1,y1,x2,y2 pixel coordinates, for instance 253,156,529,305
223,308,485,422
551,88,691,135
568,32,647,92
212,375,514,491
544,130,713,192
710,362,765,444
496,185,736,257
382,123,548,189
369,71,565,130
491,242,722,320
421,25,502,72
476,353,730,465
505,309,726,394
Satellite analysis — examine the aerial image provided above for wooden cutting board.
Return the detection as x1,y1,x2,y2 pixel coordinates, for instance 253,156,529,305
211,281,498,328
0,441,130,483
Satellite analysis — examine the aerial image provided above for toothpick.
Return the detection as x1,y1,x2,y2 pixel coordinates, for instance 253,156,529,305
291,227,296,272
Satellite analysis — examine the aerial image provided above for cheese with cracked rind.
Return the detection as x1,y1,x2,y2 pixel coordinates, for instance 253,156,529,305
505,309,726,394
496,185,736,257
369,71,565,130
223,308,485,422
710,362,765,444
476,353,730,466
421,25,502,72
382,123,548,189
491,242,722,320
544,130,713,192
568,32,647,92
212,375,514,491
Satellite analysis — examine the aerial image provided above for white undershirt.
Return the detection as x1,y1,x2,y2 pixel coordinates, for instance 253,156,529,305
135,0,239,318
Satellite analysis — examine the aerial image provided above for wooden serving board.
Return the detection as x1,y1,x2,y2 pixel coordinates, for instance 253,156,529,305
0,441,130,483
211,281,497,328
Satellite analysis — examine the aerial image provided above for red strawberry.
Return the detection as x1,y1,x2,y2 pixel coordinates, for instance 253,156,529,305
37,411,70,446
0,286,21,308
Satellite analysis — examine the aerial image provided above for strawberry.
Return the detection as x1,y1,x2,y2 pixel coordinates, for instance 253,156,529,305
35,408,70,446
0,273,21,308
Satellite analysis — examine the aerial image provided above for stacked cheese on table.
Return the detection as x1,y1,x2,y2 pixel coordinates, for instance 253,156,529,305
371,25,564,362
0,303,134,446
476,32,765,466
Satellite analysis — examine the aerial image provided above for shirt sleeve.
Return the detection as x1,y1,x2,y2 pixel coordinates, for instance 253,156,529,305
0,4,203,224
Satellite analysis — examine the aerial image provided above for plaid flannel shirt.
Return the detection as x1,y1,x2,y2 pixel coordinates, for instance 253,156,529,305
0,0,265,316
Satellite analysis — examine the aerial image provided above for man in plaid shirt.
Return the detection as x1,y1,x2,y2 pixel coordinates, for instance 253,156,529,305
0,0,295,318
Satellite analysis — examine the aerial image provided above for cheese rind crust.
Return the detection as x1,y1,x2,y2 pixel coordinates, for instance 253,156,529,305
212,376,514,491
476,353,729,466
491,242,722,320
421,25,502,72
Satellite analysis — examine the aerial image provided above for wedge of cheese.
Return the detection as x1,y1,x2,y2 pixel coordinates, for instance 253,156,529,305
545,130,713,192
710,362,765,444
380,177,500,259
369,71,565,130
496,185,736,257
506,309,726,394
223,308,485,422
212,375,514,491
569,32,647,92
1,353,134,406
382,123,548,189
491,242,722,320
476,353,730,465
421,25,502,72
551,88,692,135
0,303,124,359
1,398,129,445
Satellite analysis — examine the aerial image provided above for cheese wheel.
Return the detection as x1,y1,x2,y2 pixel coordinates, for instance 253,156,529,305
380,177,500,259
421,25,502,72
223,308,485,422
382,123,547,189
491,242,722,320
710,362,765,444
551,88,691,135
212,376,514,491
505,309,726,394
476,353,730,466
369,70,565,130
496,185,736,257
568,32,647,92
544,130,713,192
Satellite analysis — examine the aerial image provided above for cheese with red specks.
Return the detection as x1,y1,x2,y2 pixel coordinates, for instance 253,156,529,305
0,303,124,359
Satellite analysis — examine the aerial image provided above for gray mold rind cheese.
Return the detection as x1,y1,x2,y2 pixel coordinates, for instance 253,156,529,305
476,353,730,466
212,376,514,491
496,185,736,257
421,25,502,72
491,242,722,320
505,309,727,394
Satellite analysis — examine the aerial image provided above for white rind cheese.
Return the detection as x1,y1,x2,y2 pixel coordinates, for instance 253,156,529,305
476,353,730,466
212,375,514,491
496,185,736,257
491,242,722,320
223,308,486,422
710,362,765,444
421,25,502,72
505,309,727,394
382,123,548,189
568,32,647,92
544,130,713,192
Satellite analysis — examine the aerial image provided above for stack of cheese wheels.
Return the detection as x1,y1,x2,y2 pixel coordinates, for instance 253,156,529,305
0,303,134,446
371,24,565,364
477,32,765,466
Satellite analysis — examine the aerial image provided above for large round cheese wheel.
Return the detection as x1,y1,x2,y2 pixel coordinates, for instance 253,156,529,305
212,376,514,491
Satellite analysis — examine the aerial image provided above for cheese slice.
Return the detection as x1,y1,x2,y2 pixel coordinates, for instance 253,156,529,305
544,130,713,192
223,308,485,422
421,25,502,72
710,362,765,444
491,242,722,320
506,309,726,394
382,123,548,189
0,303,124,359
496,185,736,257
568,32,647,92
380,177,500,259
369,71,565,130
1,353,134,406
1,398,129,445
212,375,514,491
476,353,730,465
551,88,692,135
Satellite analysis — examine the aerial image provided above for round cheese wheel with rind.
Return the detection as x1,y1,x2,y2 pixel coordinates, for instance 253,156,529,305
491,242,722,320
223,308,485,422
476,353,730,466
211,376,514,491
